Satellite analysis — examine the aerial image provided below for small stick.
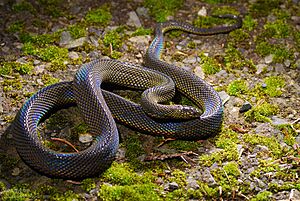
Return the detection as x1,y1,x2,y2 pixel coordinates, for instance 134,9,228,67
51,138,79,152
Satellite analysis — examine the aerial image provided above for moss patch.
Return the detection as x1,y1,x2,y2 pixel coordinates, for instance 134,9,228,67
199,53,221,75
144,0,184,22
262,76,285,97
85,4,112,26
226,79,248,96
245,102,279,123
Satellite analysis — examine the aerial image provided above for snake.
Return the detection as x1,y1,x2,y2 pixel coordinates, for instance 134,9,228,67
12,14,242,179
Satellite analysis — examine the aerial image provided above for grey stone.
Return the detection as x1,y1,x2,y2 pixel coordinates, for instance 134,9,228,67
129,35,150,44
215,69,228,77
261,83,267,88
127,11,142,27
275,63,285,73
64,37,87,49
264,54,274,64
271,116,289,125
194,66,204,79
34,64,45,74
239,101,252,113
136,7,149,18
59,31,73,46
284,59,291,67
89,36,99,47
68,51,79,60
187,177,199,190
168,182,179,191
79,134,93,143
218,91,230,105
255,64,266,74
197,6,207,16
202,168,217,186
0,96,3,113
33,60,41,65
182,56,197,64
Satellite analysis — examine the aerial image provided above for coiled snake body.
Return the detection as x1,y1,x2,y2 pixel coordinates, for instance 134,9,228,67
13,15,242,179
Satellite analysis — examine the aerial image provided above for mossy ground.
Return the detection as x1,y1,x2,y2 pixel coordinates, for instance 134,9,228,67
0,0,299,200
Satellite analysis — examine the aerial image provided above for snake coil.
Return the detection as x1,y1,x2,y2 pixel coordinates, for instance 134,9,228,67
13,15,242,179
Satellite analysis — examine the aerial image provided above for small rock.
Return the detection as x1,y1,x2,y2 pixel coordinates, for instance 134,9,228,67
116,148,126,159
218,91,230,105
34,64,45,74
182,56,197,64
271,116,289,125
291,189,300,200
197,7,207,16
215,70,228,77
187,177,199,190
284,59,291,67
12,167,20,176
261,83,267,88
64,37,87,49
295,59,300,69
264,54,274,64
275,63,285,73
129,35,150,44
0,96,4,113
239,101,252,113
89,36,99,47
89,51,101,59
136,7,149,18
79,134,93,143
68,51,79,60
168,182,179,191
194,66,204,79
59,31,73,46
202,168,217,186
33,60,41,65
255,64,266,74
127,11,142,27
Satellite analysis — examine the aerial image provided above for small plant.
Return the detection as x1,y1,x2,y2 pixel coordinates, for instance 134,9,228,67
226,80,248,96
199,53,221,75
244,102,279,123
262,76,285,97
85,4,112,26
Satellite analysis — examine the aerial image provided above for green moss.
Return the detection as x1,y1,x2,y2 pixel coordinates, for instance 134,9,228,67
98,183,161,201
194,15,235,29
0,62,14,75
132,27,153,36
2,78,23,92
15,62,34,75
39,46,68,61
203,0,236,3
6,21,24,33
211,6,240,16
255,41,293,63
263,20,291,39
223,161,240,177
41,74,59,86
144,0,184,22
276,124,297,146
242,15,257,31
168,140,200,152
103,30,123,49
168,169,187,188
12,1,36,13
250,0,282,17
67,24,87,39
245,102,279,123
250,191,272,201
122,135,145,169
20,32,60,46
37,0,64,17
1,185,34,201
81,178,96,192
226,80,248,96
262,76,285,97
85,4,112,26
224,45,256,72
243,134,282,158
72,122,89,134
199,53,221,75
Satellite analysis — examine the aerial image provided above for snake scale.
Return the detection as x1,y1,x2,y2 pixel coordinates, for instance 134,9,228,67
13,14,242,179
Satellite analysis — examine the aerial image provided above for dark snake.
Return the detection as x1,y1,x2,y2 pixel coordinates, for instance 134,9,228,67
12,14,242,179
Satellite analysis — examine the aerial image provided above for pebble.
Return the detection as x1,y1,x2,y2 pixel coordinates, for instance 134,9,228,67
274,63,285,73
255,63,266,74
127,11,142,27
59,31,73,47
34,64,45,74
0,96,4,113
271,116,289,125
215,70,228,77
187,177,199,190
261,83,267,88
218,91,230,105
182,56,197,64
202,168,217,186
89,36,99,47
284,59,291,67
12,167,20,176
68,51,79,60
197,7,207,16
79,134,93,143
264,54,274,64
33,60,41,65
239,101,252,113
167,182,179,191
194,65,204,79
129,35,150,45
136,7,149,18
64,37,87,49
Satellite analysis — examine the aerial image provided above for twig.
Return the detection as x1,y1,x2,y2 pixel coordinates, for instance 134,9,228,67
157,138,176,147
51,137,79,152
